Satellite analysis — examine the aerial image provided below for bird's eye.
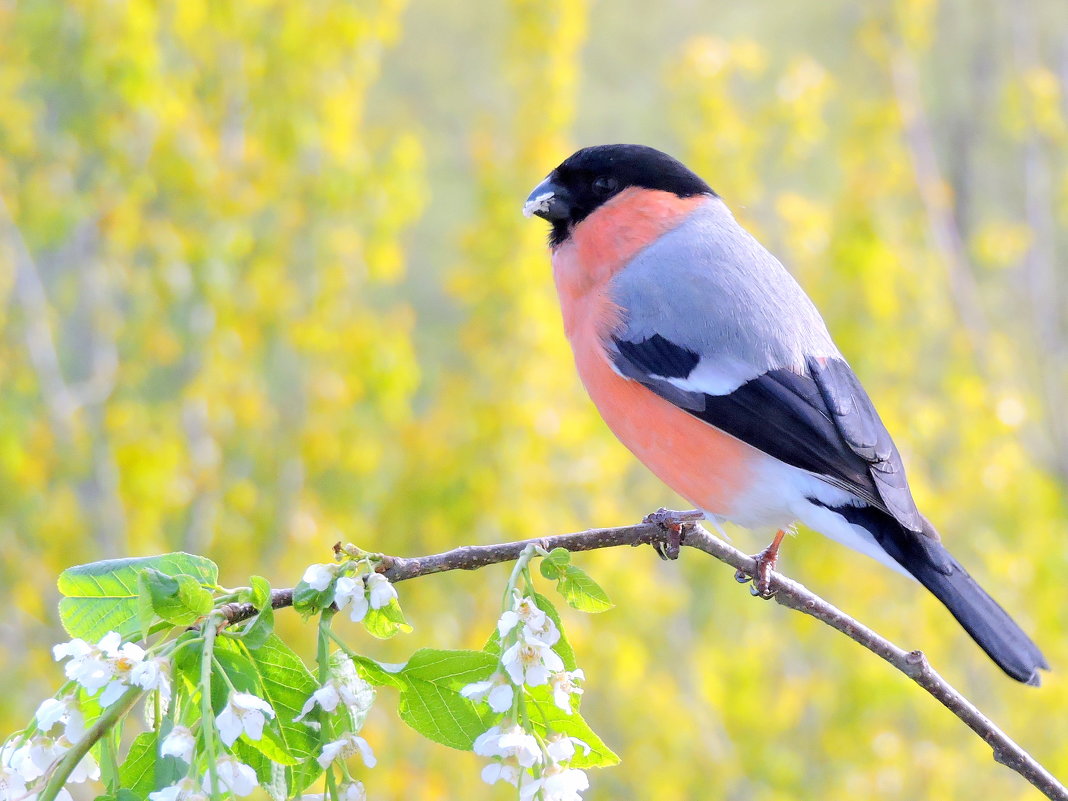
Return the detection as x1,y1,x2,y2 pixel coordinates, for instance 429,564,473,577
592,176,618,196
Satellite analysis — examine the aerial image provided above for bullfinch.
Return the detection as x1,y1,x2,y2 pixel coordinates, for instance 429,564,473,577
523,143,1047,685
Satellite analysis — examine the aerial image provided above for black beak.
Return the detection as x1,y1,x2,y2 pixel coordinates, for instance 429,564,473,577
523,177,572,222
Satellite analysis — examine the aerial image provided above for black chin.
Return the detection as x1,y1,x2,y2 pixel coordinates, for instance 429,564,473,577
549,220,571,248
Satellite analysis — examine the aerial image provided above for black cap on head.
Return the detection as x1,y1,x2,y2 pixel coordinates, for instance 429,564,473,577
523,144,715,246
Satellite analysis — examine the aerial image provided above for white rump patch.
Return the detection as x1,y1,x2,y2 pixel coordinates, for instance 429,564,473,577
793,500,913,578
717,453,913,579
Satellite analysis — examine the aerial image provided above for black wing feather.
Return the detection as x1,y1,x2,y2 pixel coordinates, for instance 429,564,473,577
611,335,924,533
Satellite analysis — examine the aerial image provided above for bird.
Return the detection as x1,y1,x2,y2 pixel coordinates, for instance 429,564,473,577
523,143,1048,685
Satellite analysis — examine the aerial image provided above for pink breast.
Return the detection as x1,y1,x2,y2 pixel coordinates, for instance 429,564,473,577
551,189,763,515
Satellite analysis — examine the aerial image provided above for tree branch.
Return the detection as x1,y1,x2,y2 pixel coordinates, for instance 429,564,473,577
218,514,1066,800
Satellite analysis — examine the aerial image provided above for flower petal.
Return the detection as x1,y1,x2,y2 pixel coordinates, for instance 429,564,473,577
216,707,241,747
487,683,514,714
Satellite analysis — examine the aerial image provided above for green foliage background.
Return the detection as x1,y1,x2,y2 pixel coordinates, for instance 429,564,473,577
2,0,1067,798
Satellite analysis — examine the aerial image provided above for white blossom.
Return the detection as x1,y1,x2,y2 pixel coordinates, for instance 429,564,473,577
160,726,195,763
34,696,85,743
317,733,376,770
149,777,206,801
533,766,589,801
480,760,521,787
545,734,590,764
501,639,564,687
303,563,340,591
203,756,258,797
460,674,514,714
548,668,585,713
60,738,100,783
0,761,28,801
0,752,73,801
497,727,543,768
34,699,67,731
99,636,148,707
52,631,151,707
517,766,589,801
7,736,98,785
51,638,93,665
130,657,172,701
294,683,339,724
107,638,148,674
2,741,39,782
21,738,57,781
472,726,503,758
333,658,375,717
295,656,375,725
473,725,542,768
497,595,560,647
53,634,116,694
216,692,275,746
4,737,88,785
364,573,397,610
333,576,369,623
99,680,127,708
298,782,364,801
0,742,33,782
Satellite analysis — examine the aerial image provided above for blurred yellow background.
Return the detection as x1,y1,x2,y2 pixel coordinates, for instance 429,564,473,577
1,0,1067,798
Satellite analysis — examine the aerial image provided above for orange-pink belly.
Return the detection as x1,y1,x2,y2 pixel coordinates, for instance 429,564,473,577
574,337,759,516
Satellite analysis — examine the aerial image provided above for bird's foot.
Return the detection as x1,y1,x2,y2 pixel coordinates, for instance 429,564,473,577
642,508,704,561
734,529,786,598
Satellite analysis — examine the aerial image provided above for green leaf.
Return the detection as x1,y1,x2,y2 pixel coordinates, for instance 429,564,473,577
170,631,204,695
556,565,613,613
94,790,141,801
483,623,502,657
525,692,620,769
240,635,321,794
213,643,262,700
362,599,412,639
396,649,497,750
139,569,214,626
58,553,219,641
292,581,333,618
235,606,275,650
348,652,405,688
239,720,301,766
539,547,571,580
249,576,272,610
118,731,183,799
135,581,156,642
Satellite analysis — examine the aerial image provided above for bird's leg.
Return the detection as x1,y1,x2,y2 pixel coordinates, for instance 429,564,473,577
735,529,786,598
642,508,704,560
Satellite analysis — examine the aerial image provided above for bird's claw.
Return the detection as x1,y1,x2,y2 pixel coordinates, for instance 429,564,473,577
736,530,786,599
748,546,778,598
643,508,703,561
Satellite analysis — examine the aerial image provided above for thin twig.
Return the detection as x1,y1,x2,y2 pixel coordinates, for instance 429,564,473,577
217,515,1066,800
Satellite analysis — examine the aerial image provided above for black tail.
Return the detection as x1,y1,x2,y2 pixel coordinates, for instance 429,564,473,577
830,504,1049,685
